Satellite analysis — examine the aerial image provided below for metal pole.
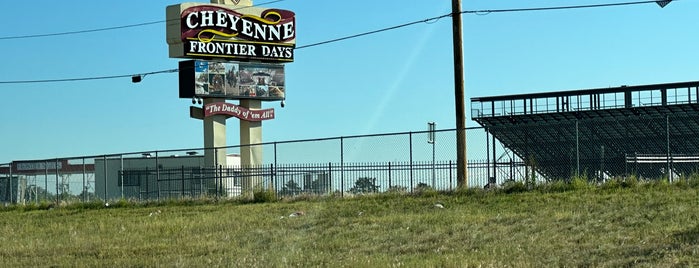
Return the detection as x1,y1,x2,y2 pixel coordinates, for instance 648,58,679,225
492,132,496,183
55,159,59,203
428,122,436,189
9,162,13,203
667,115,671,182
120,155,124,199
486,129,490,181
409,132,414,191
432,139,436,189
155,152,160,201
576,119,580,177
82,158,86,202
44,161,48,201
103,155,107,201
452,0,467,188
340,137,344,197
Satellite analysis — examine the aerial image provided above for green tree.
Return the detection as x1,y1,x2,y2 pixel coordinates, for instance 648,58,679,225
349,177,379,194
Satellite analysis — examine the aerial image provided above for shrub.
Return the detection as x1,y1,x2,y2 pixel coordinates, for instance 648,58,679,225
570,176,591,191
502,180,527,194
621,175,639,189
252,188,277,203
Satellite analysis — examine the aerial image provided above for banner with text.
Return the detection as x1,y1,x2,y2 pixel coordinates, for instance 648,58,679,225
204,102,275,121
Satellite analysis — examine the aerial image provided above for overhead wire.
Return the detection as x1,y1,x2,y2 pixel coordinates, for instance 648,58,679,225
0,0,287,41
0,0,676,85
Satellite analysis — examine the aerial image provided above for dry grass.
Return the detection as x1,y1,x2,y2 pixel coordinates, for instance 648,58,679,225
2,181,699,267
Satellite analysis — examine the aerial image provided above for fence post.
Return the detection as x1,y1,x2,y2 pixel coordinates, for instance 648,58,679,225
155,152,160,201
409,132,413,192
103,155,107,201
269,163,274,192
9,162,13,203
44,161,48,202
181,165,186,199
576,119,580,177
120,155,124,200
666,115,671,182
388,162,392,190
55,159,59,203
449,160,453,190
82,158,86,202
340,137,344,197
328,162,332,196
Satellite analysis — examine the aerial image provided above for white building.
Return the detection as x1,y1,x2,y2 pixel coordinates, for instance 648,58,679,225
94,154,241,200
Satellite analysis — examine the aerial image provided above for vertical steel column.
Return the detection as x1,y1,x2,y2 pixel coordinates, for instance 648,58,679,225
55,159,59,203
8,163,13,203
492,132,497,183
340,137,344,197
120,155,124,199
409,132,414,192
82,158,86,202
155,152,160,201
576,119,580,177
44,161,48,201
667,115,671,182
102,155,107,201
273,142,278,192
388,162,392,189
486,129,490,181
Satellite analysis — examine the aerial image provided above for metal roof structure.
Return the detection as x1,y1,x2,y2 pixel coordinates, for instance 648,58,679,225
471,81,699,180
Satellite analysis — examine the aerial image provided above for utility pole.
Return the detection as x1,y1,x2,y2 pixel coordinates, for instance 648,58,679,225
452,0,467,188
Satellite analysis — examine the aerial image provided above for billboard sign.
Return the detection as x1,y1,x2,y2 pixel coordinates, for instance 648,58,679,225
166,3,295,62
204,102,275,121
179,60,285,101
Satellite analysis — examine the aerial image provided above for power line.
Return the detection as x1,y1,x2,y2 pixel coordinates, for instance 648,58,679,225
296,14,452,50
463,0,672,15
0,0,287,41
0,69,177,84
0,0,675,85
0,21,163,41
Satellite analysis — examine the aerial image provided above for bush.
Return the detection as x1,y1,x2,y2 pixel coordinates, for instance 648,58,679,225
538,180,571,193
502,180,528,194
570,176,592,191
252,188,277,203
621,175,639,188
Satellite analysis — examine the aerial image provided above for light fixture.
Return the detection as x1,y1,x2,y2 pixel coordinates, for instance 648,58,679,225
131,75,142,83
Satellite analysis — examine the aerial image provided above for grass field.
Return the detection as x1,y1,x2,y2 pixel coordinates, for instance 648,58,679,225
2,178,699,267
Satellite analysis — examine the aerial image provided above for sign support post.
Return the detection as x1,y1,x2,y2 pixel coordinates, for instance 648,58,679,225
203,98,228,169
169,0,294,199
239,99,263,197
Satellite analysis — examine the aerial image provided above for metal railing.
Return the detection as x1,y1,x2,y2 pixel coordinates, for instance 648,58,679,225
2,127,528,204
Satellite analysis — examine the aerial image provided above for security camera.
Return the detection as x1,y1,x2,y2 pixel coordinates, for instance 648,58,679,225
281,100,285,108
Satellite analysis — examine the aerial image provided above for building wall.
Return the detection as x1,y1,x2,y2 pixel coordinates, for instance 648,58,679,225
95,155,240,200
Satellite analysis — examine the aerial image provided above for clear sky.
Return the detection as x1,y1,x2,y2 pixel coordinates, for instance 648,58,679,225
1,0,697,164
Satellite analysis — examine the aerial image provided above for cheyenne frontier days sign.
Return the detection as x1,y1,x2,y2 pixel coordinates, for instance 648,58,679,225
166,2,296,62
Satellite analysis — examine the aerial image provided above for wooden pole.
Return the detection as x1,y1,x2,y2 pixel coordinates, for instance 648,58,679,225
452,0,468,188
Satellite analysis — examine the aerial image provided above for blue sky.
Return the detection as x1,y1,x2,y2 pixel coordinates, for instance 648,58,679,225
1,0,697,163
